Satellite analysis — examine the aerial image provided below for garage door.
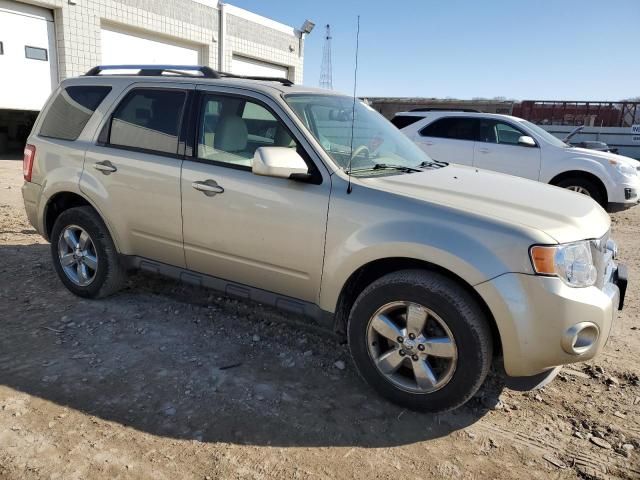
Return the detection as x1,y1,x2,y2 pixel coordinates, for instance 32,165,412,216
231,55,289,78
0,0,57,110
101,25,202,65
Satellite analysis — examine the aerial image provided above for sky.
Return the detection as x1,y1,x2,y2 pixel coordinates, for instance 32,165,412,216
229,0,640,101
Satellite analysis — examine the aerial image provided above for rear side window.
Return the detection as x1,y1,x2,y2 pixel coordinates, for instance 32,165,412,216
420,117,478,141
108,89,186,155
39,86,112,141
390,115,423,129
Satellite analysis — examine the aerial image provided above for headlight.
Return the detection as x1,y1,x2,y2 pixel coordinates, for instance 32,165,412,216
614,162,637,179
530,241,597,287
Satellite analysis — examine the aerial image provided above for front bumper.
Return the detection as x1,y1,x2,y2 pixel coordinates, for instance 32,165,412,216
608,176,640,205
475,263,625,377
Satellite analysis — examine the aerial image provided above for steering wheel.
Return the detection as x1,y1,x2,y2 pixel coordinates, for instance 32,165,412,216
350,145,370,161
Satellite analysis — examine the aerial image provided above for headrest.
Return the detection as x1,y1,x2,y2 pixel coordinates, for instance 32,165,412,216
214,115,248,152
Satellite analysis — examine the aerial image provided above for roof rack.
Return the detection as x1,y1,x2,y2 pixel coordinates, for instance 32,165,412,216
219,72,293,86
409,107,480,113
84,65,220,78
83,65,294,86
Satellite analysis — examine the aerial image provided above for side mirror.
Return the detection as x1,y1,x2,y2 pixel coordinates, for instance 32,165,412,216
518,135,536,147
252,146,309,180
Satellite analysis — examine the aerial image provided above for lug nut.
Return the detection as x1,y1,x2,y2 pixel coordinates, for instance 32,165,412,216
408,333,416,340
417,344,425,351
411,355,418,361
397,337,404,343
399,350,406,356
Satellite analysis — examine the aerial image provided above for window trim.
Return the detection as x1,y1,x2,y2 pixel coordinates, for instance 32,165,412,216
419,116,480,141
187,90,323,184
98,86,189,160
25,45,48,61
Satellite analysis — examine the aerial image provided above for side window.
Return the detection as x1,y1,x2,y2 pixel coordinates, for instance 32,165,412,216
40,86,112,141
495,121,526,146
419,117,478,141
108,89,186,155
478,119,497,143
390,115,423,129
197,95,298,168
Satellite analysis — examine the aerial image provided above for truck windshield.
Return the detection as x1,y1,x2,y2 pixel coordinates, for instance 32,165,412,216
284,94,434,173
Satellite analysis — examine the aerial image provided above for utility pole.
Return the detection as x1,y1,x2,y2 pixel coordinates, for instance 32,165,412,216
319,24,333,89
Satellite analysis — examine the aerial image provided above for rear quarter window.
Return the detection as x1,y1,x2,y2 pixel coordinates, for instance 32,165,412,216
39,86,112,141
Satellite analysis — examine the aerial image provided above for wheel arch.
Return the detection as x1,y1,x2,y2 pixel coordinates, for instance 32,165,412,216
548,170,608,204
331,257,502,356
43,191,120,251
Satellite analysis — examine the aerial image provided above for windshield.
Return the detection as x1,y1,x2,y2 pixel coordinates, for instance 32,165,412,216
520,120,570,148
284,94,433,173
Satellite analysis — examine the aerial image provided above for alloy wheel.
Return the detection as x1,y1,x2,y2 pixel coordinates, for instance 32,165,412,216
366,301,457,394
57,225,98,286
566,185,591,196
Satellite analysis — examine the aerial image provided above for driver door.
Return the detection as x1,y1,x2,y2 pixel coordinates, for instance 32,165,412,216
180,87,331,303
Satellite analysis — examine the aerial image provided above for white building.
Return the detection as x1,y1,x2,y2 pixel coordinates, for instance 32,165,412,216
0,0,310,153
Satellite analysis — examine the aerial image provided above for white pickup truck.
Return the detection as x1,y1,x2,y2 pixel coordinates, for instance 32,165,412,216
393,111,640,211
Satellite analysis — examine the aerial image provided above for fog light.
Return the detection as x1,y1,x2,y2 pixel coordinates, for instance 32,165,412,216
624,188,636,200
561,322,599,355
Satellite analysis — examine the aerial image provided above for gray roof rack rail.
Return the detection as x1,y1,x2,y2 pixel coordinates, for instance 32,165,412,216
83,65,294,86
84,65,220,78
218,72,293,86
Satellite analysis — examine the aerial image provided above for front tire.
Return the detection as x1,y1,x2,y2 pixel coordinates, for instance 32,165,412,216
50,206,126,298
347,270,493,412
555,176,605,207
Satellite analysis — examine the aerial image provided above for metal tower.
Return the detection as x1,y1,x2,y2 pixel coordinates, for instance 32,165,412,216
319,24,333,90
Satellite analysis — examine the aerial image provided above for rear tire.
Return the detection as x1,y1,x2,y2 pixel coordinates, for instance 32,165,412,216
347,270,493,413
50,206,126,298
555,176,605,207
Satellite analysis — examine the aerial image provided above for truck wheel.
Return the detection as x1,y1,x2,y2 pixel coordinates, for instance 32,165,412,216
555,177,605,207
50,206,126,299
347,270,493,413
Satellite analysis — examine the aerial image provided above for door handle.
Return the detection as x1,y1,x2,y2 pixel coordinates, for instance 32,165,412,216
192,179,224,196
93,161,117,174
423,141,434,146
478,148,490,154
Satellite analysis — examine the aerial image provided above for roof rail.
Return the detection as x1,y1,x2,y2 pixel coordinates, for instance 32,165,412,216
409,107,480,113
218,72,293,86
83,65,294,86
84,65,220,78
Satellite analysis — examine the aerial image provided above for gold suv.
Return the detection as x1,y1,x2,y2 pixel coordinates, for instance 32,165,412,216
22,65,627,412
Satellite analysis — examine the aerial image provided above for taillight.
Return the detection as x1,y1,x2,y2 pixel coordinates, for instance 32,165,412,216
23,144,36,182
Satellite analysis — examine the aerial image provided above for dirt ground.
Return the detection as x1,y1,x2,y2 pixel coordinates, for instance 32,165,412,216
0,156,638,480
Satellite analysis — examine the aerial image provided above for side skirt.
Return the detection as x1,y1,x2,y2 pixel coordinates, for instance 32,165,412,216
121,255,335,329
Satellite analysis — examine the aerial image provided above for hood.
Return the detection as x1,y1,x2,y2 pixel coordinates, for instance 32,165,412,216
570,147,639,167
359,165,610,244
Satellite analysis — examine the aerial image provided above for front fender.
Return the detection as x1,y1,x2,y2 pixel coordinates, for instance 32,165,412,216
319,185,553,312
541,155,616,194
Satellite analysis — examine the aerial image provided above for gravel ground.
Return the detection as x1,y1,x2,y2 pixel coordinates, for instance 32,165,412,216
0,157,639,479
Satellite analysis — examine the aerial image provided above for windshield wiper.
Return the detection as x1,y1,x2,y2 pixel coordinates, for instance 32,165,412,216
418,160,448,169
353,163,422,173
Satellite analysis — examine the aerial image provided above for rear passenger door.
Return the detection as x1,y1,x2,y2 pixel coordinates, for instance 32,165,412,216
473,119,541,179
81,83,193,267
180,86,331,304
413,117,478,165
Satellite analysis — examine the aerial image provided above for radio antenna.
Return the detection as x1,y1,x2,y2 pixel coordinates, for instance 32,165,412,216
347,15,360,194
